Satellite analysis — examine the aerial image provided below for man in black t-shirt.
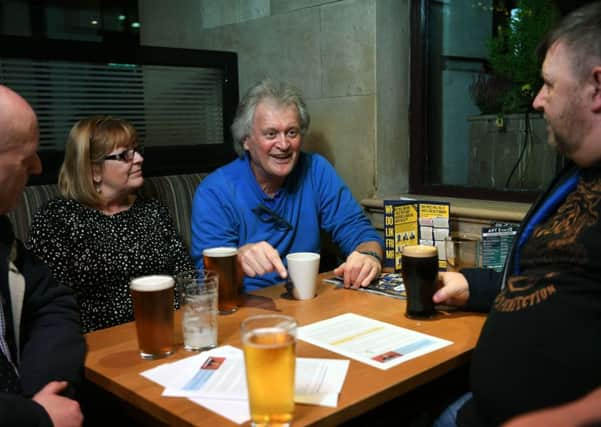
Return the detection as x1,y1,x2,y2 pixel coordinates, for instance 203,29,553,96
433,3,601,426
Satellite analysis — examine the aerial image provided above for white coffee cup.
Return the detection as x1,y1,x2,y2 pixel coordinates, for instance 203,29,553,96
286,252,320,300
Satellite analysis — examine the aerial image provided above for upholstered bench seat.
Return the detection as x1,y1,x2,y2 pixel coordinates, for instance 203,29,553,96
8,173,206,249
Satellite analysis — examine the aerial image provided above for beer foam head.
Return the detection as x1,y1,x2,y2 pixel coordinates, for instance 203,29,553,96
402,245,437,258
203,247,237,257
130,275,174,292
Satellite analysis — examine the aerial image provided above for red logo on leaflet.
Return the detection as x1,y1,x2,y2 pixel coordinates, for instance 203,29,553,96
372,351,402,363
201,357,225,370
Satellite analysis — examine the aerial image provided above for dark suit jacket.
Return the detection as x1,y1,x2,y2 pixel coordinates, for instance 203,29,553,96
0,215,86,427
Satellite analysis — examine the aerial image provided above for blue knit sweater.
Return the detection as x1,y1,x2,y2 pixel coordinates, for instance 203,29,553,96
191,152,383,291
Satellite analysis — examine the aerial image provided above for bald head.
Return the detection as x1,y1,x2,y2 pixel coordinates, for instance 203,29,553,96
0,85,41,214
0,85,38,148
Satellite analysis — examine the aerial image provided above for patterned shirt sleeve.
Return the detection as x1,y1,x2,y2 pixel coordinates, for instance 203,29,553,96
27,199,75,289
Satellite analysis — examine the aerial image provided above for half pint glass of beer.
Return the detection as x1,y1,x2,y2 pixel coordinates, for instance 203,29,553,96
241,314,297,426
130,275,175,359
444,234,481,272
401,245,438,319
203,247,243,314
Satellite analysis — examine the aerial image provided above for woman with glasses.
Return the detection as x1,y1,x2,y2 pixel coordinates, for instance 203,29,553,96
27,116,194,333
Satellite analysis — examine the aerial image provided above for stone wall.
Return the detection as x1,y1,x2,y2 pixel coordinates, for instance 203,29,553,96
138,0,410,201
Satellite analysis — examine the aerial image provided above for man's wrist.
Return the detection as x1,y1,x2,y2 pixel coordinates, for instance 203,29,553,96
358,250,382,264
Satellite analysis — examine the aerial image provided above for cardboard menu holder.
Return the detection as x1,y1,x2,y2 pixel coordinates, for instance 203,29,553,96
384,199,450,271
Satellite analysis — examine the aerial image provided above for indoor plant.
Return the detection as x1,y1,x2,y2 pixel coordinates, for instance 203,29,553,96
473,0,560,115
467,0,561,190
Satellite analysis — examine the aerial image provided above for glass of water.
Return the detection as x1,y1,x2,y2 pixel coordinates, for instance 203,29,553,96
176,269,218,351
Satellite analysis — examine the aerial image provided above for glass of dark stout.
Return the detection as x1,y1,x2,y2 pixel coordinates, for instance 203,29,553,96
401,245,438,318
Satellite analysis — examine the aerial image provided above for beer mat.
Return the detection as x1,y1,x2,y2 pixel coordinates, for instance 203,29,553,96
323,273,406,300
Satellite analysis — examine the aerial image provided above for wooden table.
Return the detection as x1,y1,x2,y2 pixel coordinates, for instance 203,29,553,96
84,274,486,426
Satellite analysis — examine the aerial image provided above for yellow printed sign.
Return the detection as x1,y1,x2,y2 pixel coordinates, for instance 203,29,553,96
384,200,450,271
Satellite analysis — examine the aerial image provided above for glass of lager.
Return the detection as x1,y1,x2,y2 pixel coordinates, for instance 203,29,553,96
401,245,438,319
130,275,175,359
241,314,297,427
203,247,243,314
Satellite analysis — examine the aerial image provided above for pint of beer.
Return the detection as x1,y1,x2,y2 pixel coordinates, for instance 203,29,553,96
203,247,243,314
401,245,438,319
242,314,296,426
130,275,175,359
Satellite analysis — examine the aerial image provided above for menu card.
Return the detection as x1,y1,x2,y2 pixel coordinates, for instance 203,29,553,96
140,345,350,424
298,313,452,370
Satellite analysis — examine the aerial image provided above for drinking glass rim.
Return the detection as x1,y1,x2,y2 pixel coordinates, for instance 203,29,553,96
444,233,480,242
240,314,297,334
175,268,218,280
202,246,238,257
129,274,174,291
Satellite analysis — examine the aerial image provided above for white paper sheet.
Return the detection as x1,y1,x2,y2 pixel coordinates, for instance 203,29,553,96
141,345,250,424
161,354,247,400
140,345,350,424
295,358,349,407
297,313,452,370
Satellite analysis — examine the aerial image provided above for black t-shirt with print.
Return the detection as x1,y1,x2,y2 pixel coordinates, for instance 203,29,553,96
462,165,601,426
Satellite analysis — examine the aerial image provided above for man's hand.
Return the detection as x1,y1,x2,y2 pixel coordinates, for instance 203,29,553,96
238,241,287,279
333,251,382,289
432,272,470,307
33,381,83,427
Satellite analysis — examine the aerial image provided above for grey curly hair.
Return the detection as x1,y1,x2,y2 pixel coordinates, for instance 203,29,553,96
230,79,311,156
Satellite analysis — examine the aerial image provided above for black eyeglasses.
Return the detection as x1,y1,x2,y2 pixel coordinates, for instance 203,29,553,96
251,204,293,231
102,147,144,162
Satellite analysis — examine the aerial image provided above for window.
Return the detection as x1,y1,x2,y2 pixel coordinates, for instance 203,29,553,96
2,58,226,152
0,0,140,43
410,0,589,202
0,1,239,184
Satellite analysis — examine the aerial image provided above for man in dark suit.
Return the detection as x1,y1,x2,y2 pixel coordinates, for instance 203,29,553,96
0,84,85,427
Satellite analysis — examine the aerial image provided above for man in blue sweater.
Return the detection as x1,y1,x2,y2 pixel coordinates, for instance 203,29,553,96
191,79,384,291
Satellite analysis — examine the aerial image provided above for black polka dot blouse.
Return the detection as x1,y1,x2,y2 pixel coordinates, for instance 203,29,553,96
27,197,194,333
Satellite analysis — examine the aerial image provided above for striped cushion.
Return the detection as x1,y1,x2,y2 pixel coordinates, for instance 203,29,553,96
139,173,206,249
7,173,206,249
7,184,61,242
